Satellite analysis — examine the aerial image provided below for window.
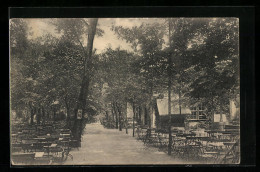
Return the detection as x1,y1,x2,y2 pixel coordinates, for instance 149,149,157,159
190,111,197,119
190,104,206,120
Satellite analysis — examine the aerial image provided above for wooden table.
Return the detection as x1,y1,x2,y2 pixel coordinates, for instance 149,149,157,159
35,152,45,158
60,133,71,138
34,151,53,164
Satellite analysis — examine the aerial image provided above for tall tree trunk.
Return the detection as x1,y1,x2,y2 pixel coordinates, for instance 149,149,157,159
146,103,152,137
144,106,148,126
118,107,122,131
112,102,118,129
105,111,109,128
179,89,182,115
125,103,128,134
46,109,49,120
64,96,70,122
106,111,109,121
132,102,136,137
138,106,142,125
148,103,152,129
111,103,115,124
153,99,160,129
37,108,41,125
210,96,215,124
77,75,90,117
30,108,34,125
42,106,45,126
66,107,70,122
116,103,122,131
168,19,173,155
77,18,98,116
73,18,98,141
29,103,34,125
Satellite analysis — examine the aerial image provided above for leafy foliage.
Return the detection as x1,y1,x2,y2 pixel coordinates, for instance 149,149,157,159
10,18,239,126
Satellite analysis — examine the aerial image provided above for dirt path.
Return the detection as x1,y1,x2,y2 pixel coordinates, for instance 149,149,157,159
65,122,198,165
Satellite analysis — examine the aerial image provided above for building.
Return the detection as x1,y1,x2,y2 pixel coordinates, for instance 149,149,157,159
125,92,239,130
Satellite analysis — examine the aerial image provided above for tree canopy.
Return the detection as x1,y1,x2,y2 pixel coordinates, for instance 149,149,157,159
10,18,239,126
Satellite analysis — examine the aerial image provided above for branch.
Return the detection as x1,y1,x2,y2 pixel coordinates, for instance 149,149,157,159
82,19,89,28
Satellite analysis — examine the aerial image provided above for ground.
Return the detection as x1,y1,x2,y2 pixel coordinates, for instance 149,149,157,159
64,122,199,165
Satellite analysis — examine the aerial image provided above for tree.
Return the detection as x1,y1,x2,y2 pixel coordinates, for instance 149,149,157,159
10,19,29,55
10,19,29,118
112,18,239,128
44,36,83,123
112,22,167,129
182,18,239,121
10,19,50,124
100,48,136,131
52,18,100,139
77,18,98,117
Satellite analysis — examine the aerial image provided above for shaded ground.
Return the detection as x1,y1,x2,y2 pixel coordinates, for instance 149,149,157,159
65,122,200,165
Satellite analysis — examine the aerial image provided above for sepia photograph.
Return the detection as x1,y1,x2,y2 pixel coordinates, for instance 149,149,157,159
10,18,240,165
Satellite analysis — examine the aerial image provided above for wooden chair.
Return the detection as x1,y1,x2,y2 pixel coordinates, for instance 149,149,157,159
219,139,240,164
157,133,169,152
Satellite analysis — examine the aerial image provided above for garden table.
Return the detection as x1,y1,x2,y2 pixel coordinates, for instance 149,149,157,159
60,133,71,138
35,152,45,158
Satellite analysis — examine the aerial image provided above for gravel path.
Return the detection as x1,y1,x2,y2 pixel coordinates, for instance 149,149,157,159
64,122,199,165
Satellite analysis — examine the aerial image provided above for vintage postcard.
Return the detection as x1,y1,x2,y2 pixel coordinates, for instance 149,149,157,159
10,18,240,165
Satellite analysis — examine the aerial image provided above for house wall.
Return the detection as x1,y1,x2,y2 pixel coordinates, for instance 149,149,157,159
214,114,228,123
230,99,240,121
156,94,191,115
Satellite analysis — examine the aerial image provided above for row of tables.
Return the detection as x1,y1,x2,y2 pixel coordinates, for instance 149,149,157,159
11,122,75,164
136,126,239,163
